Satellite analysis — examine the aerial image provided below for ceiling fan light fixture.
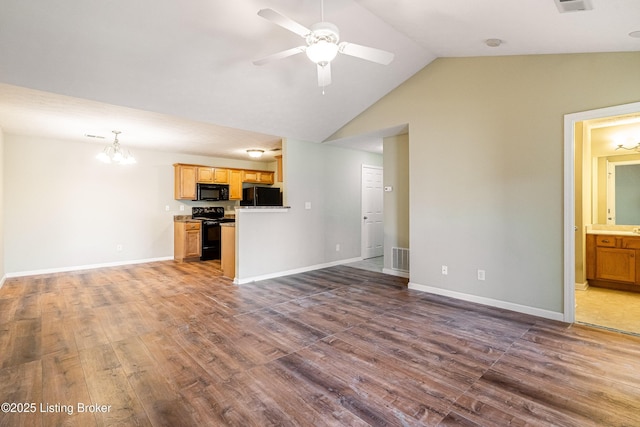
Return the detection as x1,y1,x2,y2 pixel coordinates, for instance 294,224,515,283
247,149,264,158
306,39,339,64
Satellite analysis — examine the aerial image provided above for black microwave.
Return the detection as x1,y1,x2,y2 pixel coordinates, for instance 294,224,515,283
196,183,229,201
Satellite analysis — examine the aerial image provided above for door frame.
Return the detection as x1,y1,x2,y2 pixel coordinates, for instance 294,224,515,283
361,164,384,260
563,101,640,323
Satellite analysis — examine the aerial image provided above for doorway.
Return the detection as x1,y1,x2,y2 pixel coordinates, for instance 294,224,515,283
361,165,384,260
565,100,640,334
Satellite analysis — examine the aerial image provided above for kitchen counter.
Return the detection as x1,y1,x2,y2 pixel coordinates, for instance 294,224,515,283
173,215,200,222
235,206,290,212
220,222,235,227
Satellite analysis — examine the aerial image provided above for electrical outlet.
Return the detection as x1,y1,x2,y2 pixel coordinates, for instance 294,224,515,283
441,265,448,275
116,244,123,252
305,202,311,210
165,205,170,211
478,269,486,281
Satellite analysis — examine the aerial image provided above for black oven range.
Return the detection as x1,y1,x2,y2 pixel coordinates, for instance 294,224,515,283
191,207,235,261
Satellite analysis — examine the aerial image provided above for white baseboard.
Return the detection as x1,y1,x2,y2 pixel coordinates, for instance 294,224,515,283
575,281,589,291
382,268,409,278
408,281,565,322
0,275,6,289
5,256,174,279
234,257,363,285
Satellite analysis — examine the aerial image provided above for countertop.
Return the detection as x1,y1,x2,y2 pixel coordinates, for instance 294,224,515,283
586,225,640,236
235,206,291,211
173,215,236,222
173,215,200,223
586,229,640,236
220,222,235,227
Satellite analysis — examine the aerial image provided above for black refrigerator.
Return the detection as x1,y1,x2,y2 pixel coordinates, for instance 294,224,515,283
241,186,282,206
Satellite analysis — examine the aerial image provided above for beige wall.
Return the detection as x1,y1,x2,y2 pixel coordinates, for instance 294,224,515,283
331,52,640,316
383,134,409,271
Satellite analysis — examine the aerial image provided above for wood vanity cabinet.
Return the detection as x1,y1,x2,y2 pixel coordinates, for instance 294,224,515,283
197,167,229,184
174,164,197,200
586,234,640,292
174,221,201,262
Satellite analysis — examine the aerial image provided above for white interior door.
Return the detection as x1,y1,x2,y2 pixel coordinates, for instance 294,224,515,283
362,165,384,259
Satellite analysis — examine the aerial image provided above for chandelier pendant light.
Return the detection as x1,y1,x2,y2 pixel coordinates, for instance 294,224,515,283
615,142,640,152
96,131,136,165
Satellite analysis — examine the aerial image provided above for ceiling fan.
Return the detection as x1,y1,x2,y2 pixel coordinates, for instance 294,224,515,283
253,1,394,90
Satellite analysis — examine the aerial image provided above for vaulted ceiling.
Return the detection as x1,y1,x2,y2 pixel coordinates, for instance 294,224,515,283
0,0,638,160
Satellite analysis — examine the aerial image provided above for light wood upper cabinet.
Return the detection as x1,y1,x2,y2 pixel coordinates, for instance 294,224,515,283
197,167,229,184
174,164,197,200
275,155,283,183
174,163,275,201
229,169,242,200
241,170,274,185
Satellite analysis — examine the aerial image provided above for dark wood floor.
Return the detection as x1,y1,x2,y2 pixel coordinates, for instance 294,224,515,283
1,261,640,426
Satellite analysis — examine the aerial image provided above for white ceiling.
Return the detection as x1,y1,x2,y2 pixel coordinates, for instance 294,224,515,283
0,0,638,160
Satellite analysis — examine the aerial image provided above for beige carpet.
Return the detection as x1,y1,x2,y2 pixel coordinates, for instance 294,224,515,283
576,287,640,335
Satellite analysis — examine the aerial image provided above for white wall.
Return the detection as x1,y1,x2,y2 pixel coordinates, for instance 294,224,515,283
235,138,382,282
0,128,4,284
330,52,640,318
3,134,271,275
322,142,383,262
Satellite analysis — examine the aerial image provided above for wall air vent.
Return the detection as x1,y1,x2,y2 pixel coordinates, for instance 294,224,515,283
555,0,593,13
391,247,410,272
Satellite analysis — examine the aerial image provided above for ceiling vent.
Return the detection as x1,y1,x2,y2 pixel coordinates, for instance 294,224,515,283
555,0,593,13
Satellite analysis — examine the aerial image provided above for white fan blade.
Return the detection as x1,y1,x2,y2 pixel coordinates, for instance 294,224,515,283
257,9,311,38
317,63,332,87
253,46,306,66
338,42,394,65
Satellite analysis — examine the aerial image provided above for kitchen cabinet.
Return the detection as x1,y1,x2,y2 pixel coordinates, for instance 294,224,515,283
174,221,201,261
229,169,242,200
586,233,640,292
174,163,276,201
221,224,235,279
197,167,229,184
241,170,274,184
275,155,283,183
174,164,197,200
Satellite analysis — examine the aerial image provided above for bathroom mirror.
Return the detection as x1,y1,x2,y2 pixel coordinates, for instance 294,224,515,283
590,115,640,226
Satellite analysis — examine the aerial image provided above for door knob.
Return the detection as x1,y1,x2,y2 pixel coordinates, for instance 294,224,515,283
363,216,368,220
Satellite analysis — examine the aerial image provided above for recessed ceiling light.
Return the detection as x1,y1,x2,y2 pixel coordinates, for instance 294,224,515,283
630,31,640,38
485,39,502,47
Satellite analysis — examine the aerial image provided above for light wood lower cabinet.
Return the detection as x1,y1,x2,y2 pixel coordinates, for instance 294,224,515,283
174,221,201,262
586,233,640,292
221,225,235,279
